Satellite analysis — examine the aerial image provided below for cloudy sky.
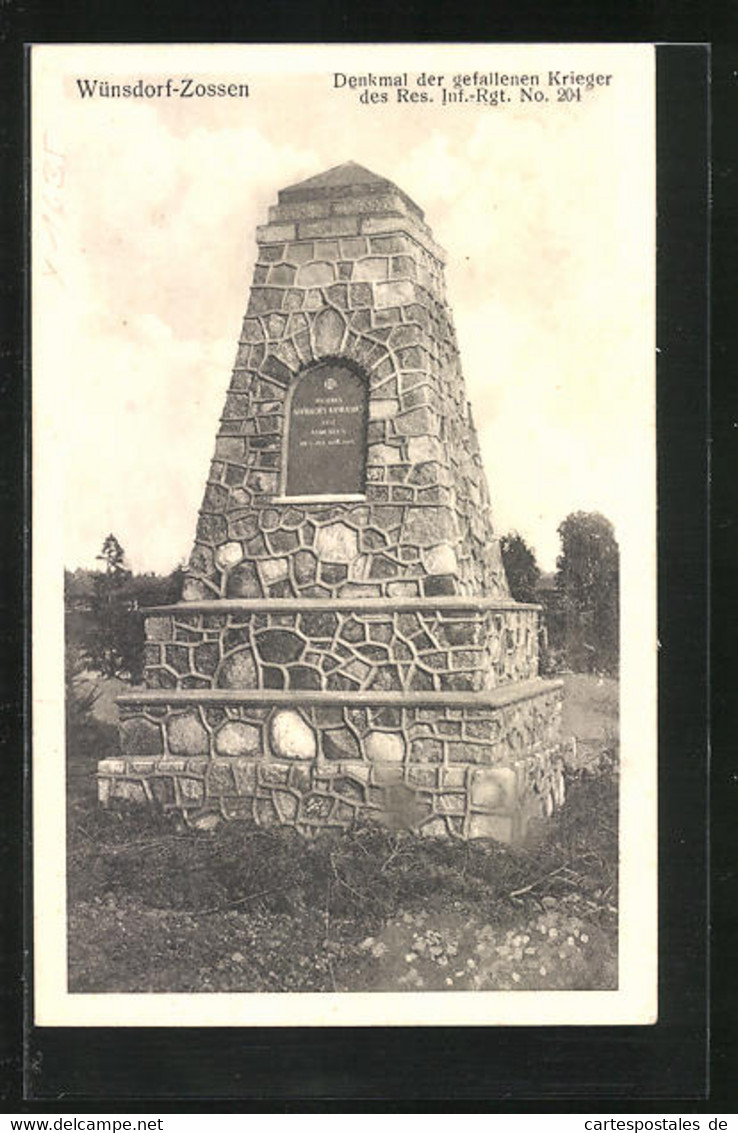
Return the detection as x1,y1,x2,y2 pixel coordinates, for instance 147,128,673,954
33,43,655,574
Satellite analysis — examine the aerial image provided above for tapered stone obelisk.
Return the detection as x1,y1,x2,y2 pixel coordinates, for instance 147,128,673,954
100,162,565,842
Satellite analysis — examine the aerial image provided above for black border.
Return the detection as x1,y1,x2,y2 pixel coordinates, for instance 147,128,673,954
707,33,738,1117
2,15,717,1109
1,0,29,1109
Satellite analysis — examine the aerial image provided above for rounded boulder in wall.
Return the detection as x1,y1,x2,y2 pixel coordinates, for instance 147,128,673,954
120,716,164,756
313,307,346,354
168,711,210,756
215,721,262,757
422,543,458,576
364,730,405,763
269,710,317,760
215,648,258,689
315,522,359,564
215,542,244,570
226,561,262,598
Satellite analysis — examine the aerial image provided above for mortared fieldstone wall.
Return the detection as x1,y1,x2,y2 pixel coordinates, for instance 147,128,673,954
101,163,565,843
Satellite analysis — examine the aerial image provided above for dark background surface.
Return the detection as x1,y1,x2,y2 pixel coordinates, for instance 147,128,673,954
0,1,729,1108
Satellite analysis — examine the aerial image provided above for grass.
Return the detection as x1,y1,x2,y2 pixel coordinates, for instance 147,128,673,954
66,673,619,994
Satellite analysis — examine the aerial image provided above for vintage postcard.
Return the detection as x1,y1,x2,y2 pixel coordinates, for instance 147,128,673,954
31,43,656,1027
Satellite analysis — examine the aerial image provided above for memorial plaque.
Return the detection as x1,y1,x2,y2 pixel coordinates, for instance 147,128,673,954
285,362,367,496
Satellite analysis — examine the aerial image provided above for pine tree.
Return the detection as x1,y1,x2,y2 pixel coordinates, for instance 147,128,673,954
85,534,132,678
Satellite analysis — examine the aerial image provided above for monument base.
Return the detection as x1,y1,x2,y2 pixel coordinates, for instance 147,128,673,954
99,679,565,844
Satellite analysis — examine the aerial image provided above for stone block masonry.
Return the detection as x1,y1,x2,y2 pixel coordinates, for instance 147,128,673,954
187,162,508,602
141,598,540,694
102,681,565,841
102,162,565,843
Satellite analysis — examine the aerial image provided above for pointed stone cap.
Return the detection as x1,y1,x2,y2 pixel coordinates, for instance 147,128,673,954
278,161,424,221
261,160,444,263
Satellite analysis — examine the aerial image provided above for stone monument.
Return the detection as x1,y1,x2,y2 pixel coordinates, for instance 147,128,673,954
98,161,565,842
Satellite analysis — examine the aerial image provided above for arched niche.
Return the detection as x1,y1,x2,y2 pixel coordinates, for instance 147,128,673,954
283,360,368,498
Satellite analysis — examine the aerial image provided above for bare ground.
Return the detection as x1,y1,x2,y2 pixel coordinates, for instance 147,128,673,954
66,674,619,994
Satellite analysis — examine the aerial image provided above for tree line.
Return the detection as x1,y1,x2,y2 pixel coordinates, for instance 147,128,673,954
501,512,619,676
66,512,619,684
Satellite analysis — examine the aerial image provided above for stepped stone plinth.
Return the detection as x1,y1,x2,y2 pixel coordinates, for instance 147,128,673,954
99,162,565,842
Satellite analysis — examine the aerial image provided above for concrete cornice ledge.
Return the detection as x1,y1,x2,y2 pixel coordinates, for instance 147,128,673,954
142,597,542,615
117,677,562,709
